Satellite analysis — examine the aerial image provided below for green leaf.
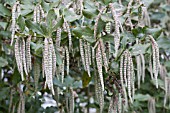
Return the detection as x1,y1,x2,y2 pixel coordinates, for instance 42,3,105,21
0,4,11,17
0,57,8,68
83,36,96,43
146,28,162,38
131,43,150,56
158,37,170,50
53,77,63,87
96,18,106,38
101,15,113,22
72,81,82,88
0,22,7,30
63,8,81,22
64,76,74,87
0,31,11,37
47,9,56,30
72,26,93,37
134,94,151,101
82,9,97,19
82,71,91,88
41,23,49,37
25,20,44,36
52,17,64,31
17,15,25,32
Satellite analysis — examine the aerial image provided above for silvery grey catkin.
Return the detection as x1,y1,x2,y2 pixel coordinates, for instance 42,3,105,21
149,35,160,88
11,1,20,46
79,39,86,70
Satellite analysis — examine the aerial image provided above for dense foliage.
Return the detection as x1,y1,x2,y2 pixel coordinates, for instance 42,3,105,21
0,0,170,113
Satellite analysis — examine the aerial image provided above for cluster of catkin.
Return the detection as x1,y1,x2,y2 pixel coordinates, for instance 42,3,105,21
33,4,45,23
33,4,45,39
96,39,109,91
42,38,56,95
120,50,135,104
11,1,21,46
14,36,32,81
79,39,91,76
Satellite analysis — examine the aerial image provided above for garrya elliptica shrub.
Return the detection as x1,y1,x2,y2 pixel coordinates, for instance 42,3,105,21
0,0,170,113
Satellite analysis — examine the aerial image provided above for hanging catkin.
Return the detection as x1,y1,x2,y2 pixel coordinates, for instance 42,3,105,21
87,42,91,65
21,38,28,76
109,3,123,57
140,53,145,83
96,44,104,91
15,37,24,81
56,28,61,49
11,1,20,46
48,38,55,95
52,42,56,76
149,55,154,79
65,46,69,75
149,35,160,88
136,55,141,89
79,39,86,70
120,55,124,88
43,38,55,95
97,76,104,113
130,54,135,100
120,50,134,104
127,52,133,103
26,36,32,72
123,51,128,87
61,47,65,83
84,41,91,76
99,39,108,73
